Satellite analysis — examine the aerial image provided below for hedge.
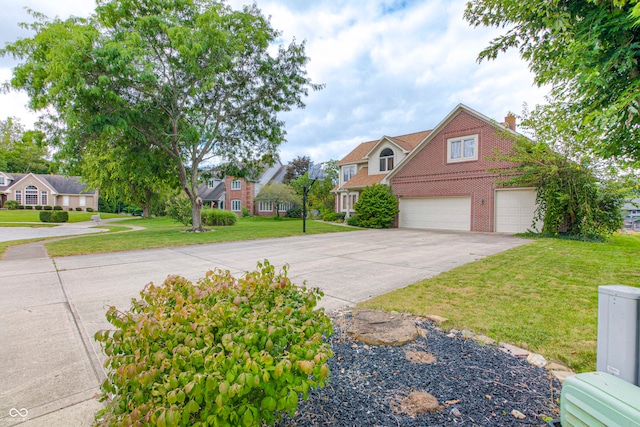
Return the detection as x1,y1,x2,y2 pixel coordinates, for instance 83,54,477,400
39,211,69,223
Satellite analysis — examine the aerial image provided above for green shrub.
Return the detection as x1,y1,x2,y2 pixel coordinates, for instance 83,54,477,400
39,211,69,223
25,205,33,210
94,262,333,427
347,215,360,227
354,184,399,229
53,205,63,210
242,206,251,217
166,196,192,226
4,200,19,210
86,207,94,212
75,207,83,211
35,205,42,210
202,208,238,226
43,205,53,210
322,212,337,222
286,206,302,218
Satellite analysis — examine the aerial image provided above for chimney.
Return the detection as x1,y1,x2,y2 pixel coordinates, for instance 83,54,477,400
505,113,516,131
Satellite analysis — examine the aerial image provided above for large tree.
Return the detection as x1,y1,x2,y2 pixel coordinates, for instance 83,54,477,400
465,0,640,164
0,117,50,174
3,0,320,230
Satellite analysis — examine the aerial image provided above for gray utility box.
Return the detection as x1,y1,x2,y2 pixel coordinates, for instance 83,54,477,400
596,285,640,385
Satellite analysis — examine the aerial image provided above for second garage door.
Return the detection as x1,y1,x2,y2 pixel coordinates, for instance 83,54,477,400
495,188,539,233
399,197,471,231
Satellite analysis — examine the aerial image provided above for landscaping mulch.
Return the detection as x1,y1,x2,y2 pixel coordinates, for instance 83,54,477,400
276,315,561,426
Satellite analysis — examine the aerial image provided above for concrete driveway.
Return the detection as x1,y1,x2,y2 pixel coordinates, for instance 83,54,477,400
0,228,529,426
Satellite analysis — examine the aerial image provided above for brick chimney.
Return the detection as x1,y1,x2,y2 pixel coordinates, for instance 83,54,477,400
504,113,516,131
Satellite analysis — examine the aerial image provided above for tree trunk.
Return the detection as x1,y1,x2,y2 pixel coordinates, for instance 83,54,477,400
142,188,151,218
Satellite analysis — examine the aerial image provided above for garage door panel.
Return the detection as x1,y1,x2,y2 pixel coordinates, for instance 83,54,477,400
495,189,539,233
400,197,471,231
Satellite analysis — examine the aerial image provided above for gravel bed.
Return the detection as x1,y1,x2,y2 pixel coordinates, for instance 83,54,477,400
276,315,561,426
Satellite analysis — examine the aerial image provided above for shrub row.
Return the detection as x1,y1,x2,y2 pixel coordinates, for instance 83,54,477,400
202,208,238,226
39,211,69,223
94,262,333,426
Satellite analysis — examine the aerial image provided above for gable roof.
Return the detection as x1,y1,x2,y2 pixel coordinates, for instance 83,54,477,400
0,172,95,195
198,182,225,201
386,104,518,182
338,130,432,166
342,168,385,189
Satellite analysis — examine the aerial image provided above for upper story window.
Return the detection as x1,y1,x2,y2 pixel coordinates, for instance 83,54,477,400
0,177,4,185
447,135,478,163
342,165,356,184
231,180,241,190
207,179,217,188
379,148,394,172
25,185,38,205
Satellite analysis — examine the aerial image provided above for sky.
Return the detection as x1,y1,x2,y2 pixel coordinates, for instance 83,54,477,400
0,0,549,164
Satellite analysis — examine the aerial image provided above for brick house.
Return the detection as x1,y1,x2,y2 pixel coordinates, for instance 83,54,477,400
0,172,99,211
334,104,538,233
199,160,288,216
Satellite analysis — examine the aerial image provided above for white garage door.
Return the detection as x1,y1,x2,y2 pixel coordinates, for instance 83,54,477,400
495,188,539,233
399,197,471,231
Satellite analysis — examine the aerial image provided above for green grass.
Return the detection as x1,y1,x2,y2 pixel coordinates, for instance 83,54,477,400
92,225,134,233
360,234,640,373
45,216,356,256
0,210,125,223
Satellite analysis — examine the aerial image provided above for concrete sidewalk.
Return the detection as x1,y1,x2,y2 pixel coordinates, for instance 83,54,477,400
0,228,529,426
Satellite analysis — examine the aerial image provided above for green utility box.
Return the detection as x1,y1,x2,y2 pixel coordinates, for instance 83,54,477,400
561,372,640,426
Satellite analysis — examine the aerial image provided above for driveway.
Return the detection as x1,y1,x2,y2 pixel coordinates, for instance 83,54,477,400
0,228,529,426
0,222,105,242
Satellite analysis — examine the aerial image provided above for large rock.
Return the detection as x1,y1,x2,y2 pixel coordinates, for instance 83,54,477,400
346,310,419,346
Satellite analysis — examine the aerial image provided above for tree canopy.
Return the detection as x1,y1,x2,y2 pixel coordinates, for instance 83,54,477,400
465,0,640,164
0,117,50,174
283,156,310,184
2,0,320,230
255,183,300,217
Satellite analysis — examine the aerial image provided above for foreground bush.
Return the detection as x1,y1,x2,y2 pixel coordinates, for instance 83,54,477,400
4,200,19,210
94,262,333,427
202,208,237,226
354,184,399,229
39,211,69,222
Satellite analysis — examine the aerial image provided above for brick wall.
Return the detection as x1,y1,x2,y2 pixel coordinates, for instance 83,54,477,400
225,176,255,215
390,110,516,232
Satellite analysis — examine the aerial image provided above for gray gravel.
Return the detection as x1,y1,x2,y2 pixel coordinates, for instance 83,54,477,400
276,318,561,426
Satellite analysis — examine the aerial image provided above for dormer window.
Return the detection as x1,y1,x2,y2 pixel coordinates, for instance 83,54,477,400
0,177,4,185
380,148,394,172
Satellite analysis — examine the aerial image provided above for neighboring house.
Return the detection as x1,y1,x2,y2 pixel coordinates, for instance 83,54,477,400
199,160,288,216
334,104,539,233
623,198,640,231
0,172,99,211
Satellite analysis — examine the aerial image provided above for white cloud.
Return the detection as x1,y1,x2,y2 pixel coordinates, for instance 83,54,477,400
0,0,549,164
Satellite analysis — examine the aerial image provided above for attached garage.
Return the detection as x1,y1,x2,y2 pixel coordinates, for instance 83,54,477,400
399,197,471,231
494,188,539,233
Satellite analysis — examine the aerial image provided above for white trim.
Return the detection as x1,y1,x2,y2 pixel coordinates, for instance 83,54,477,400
447,134,478,163
363,136,409,159
258,201,273,212
231,180,241,190
231,199,241,211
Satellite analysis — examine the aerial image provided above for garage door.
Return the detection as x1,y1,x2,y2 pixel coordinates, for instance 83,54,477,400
495,188,539,233
399,197,471,231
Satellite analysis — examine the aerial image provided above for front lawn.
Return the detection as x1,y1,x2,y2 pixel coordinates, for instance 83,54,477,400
45,216,356,256
361,234,640,373
0,209,125,223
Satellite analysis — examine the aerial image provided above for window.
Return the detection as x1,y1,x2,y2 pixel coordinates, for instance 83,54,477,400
41,191,47,205
0,177,4,185
208,179,217,188
447,135,478,163
258,201,273,212
63,196,70,206
343,165,356,183
231,180,241,190
80,196,86,207
379,148,394,172
25,185,38,205
218,200,224,210
278,203,291,212
231,199,241,211
15,190,21,204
